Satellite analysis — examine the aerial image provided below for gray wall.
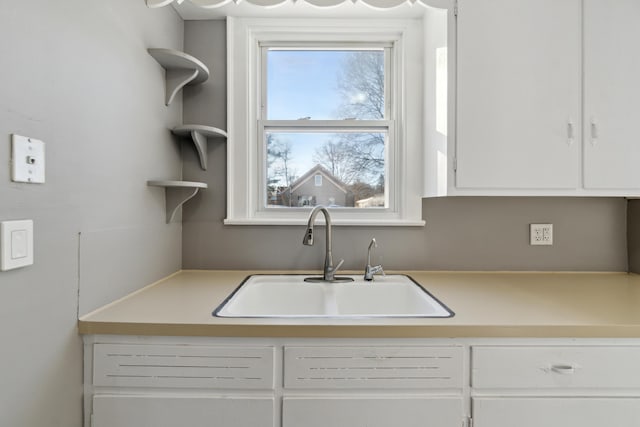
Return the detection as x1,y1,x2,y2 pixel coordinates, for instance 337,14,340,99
0,1,183,426
628,200,640,273
182,20,628,273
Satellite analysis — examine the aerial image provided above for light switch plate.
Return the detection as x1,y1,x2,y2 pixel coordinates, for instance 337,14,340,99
11,134,45,183
1,220,34,271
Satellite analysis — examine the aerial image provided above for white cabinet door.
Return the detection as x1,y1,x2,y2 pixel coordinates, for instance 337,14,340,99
92,395,274,427
456,0,581,190
583,0,640,190
283,396,462,427
473,397,640,427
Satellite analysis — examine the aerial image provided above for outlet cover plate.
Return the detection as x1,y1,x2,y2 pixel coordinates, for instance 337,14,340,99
530,223,553,246
11,134,45,184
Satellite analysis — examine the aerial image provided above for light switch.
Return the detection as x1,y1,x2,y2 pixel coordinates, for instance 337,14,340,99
1,220,34,271
11,230,28,259
11,134,45,184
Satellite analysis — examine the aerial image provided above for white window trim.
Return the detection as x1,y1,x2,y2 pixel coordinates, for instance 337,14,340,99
226,17,425,226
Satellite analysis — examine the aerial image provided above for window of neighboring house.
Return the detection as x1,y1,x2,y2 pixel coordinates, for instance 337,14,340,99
226,17,425,226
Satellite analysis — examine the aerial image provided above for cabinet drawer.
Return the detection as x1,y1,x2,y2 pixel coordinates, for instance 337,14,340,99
284,346,463,389
472,346,640,389
93,343,274,389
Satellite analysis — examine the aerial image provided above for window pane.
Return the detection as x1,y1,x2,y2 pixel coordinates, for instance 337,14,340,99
266,49,385,120
266,131,386,208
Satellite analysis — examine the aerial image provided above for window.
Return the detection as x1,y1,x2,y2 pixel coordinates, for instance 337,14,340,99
227,18,424,225
263,45,390,209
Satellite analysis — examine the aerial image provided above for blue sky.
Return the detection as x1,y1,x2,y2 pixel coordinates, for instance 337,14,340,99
266,50,345,178
267,50,345,120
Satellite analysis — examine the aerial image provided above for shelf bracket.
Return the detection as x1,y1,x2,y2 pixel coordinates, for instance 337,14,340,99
190,130,208,170
165,68,198,106
171,125,227,171
164,186,200,223
148,49,209,106
147,181,207,224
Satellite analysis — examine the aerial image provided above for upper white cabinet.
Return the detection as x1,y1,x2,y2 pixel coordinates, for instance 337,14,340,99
583,0,640,190
425,0,640,196
456,0,581,191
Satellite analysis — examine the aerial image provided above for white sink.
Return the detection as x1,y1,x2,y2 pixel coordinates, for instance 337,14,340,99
214,275,453,318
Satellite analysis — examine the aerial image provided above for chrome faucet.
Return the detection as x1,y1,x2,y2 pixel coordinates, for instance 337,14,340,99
364,238,384,281
302,206,353,283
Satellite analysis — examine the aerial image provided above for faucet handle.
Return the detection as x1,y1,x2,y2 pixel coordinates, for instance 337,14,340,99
333,259,345,273
372,265,385,276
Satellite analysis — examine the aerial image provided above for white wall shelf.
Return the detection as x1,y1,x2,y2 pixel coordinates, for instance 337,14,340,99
171,125,227,170
147,180,208,223
148,48,209,106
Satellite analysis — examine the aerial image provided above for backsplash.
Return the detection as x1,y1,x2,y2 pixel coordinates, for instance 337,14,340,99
628,200,640,273
180,20,627,272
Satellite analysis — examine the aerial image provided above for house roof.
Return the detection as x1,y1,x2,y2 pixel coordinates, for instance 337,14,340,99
290,164,349,194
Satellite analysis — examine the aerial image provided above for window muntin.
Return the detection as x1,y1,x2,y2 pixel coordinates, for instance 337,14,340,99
260,45,392,211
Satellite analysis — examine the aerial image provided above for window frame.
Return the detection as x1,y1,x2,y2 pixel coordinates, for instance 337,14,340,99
226,17,425,226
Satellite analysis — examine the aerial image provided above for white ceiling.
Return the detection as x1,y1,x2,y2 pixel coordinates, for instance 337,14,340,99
171,1,432,20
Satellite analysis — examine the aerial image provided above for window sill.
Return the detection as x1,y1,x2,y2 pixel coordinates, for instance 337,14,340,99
223,218,426,227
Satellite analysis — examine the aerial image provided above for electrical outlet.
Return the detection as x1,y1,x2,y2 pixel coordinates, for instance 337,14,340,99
530,223,553,246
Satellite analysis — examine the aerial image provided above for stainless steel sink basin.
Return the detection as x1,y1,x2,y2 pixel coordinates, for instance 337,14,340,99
213,275,453,318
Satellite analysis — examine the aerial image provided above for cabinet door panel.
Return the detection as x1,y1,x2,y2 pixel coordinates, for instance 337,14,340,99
283,396,462,427
456,0,581,189
92,395,274,427
473,397,640,427
583,0,640,190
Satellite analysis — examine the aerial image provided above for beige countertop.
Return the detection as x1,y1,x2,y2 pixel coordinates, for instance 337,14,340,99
78,270,640,338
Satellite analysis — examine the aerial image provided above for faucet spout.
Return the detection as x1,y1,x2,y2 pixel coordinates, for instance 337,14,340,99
364,237,384,281
302,206,353,283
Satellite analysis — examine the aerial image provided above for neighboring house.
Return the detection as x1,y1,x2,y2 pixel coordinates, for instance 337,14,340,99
289,164,353,207
355,195,386,208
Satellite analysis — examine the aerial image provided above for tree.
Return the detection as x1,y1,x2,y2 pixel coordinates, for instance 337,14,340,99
266,134,297,206
336,51,385,120
312,134,384,185
313,51,386,189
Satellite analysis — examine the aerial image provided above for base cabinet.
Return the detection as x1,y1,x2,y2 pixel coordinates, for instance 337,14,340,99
473,397,640,427
83,337,640,427
281,345,464,427
92,395,274,427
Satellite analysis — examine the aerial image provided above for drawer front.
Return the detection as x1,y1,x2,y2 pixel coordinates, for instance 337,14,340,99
472,346,640,389
93,343,274,389
284,346,463,389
